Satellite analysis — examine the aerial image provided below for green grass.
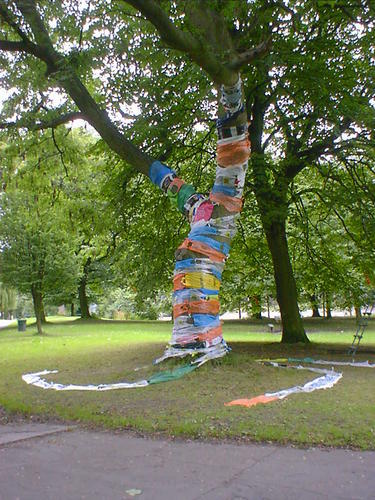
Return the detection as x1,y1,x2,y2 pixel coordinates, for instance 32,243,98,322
1,316,375,449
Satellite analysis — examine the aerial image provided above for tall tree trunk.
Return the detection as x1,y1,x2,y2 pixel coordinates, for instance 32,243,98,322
326,305,332,319
310,294,321,317
78,259,92,319
249,69,308,344
40,302,46,323
250,295,262,319
154,75,249,363
325,293,332,319
78,275,91,319
31,285,44,335
71,302,75,316
264,220,309,343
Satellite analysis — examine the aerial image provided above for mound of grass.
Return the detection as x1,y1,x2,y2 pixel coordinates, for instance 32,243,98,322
0,317,374,449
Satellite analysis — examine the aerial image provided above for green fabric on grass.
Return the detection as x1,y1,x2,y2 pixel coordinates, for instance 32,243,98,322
148,364,197,384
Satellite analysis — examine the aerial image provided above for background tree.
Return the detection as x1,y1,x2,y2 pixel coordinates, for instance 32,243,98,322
0,131,82,333
0,283,17,319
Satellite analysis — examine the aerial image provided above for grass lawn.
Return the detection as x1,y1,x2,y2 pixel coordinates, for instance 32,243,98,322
1,316,374,449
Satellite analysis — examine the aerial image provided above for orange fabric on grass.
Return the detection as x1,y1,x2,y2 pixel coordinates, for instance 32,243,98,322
178,239,226,262
173,300,220,318
209,192,243,213
224,394,279,407
216,137,250,167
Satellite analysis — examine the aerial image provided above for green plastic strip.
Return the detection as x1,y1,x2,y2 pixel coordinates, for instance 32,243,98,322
148,363,197,384
177,184,196,213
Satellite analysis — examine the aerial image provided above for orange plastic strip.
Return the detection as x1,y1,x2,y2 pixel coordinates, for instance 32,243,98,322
224,395,279,407
173,273,185,291
209,192,243,212
173,300,220,318
178,239,226,262
216,138,250,167
169,177,185,192
196,325,223,343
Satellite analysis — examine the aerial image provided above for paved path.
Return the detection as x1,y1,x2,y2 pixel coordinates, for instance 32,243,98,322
0,423,374,500
0,319,16,329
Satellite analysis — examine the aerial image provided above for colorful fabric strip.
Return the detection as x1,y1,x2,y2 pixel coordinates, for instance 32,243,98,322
178,239,227,262
217,124,248,140
173,272,221,291
188,234,230,255
22,364,199,391
216,103,245,128
224,359,346,408
173,299,220,318
216,138,250,167
149,161,175,188
209,192,243,212
288,357,375,367
211,184,238,197
177,183,196,213
175,258,223,280
173,289,219,302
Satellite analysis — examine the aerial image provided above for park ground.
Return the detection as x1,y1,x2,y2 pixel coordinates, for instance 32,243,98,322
0,317,374,450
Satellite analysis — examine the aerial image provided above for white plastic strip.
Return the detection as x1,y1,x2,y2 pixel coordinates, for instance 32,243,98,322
266,369,343,400
22,370,149,391
289,358,375,368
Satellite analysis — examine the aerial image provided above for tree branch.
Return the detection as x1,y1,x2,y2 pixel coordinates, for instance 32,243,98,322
284,118,353,179
228,37,272,71
121,0,269,86
122,0,240,85
0,2,51,60
8,0,152,175
0,111,85,131
121,0,197,54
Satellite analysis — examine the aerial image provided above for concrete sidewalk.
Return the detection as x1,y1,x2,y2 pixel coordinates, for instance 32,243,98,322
0,423,374,500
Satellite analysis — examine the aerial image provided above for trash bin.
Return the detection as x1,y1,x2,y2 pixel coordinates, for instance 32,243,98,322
17,319,27,332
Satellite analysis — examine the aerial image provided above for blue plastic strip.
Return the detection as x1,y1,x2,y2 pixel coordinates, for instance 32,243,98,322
192,314,220,327
173,289,219,301
149,161,175,187
211,184,237,197
189,235,230,255
216,104,245,128
189,226,218,237
174,259,222,280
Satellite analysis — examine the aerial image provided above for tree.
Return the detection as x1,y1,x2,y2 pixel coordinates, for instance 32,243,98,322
0,282,17,319
288,156,375,316
0,133,81,333
0,1,373,347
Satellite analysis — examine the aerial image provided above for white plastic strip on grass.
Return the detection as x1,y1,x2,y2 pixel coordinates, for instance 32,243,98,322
22,370,149,391
289,358,375,368
266,369,343,400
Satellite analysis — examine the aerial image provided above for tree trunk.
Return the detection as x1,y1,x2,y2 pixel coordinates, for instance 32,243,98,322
78,258,92,319
31,285,44,335
355,306,361,319
264,220,309,343
78,275,91,319
71,302,75,316
154,76,249,363
238,300,242,320
326,306,332,319
249,69,308,344
310,294,321,317
40,302,46,323
251,295,262,319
